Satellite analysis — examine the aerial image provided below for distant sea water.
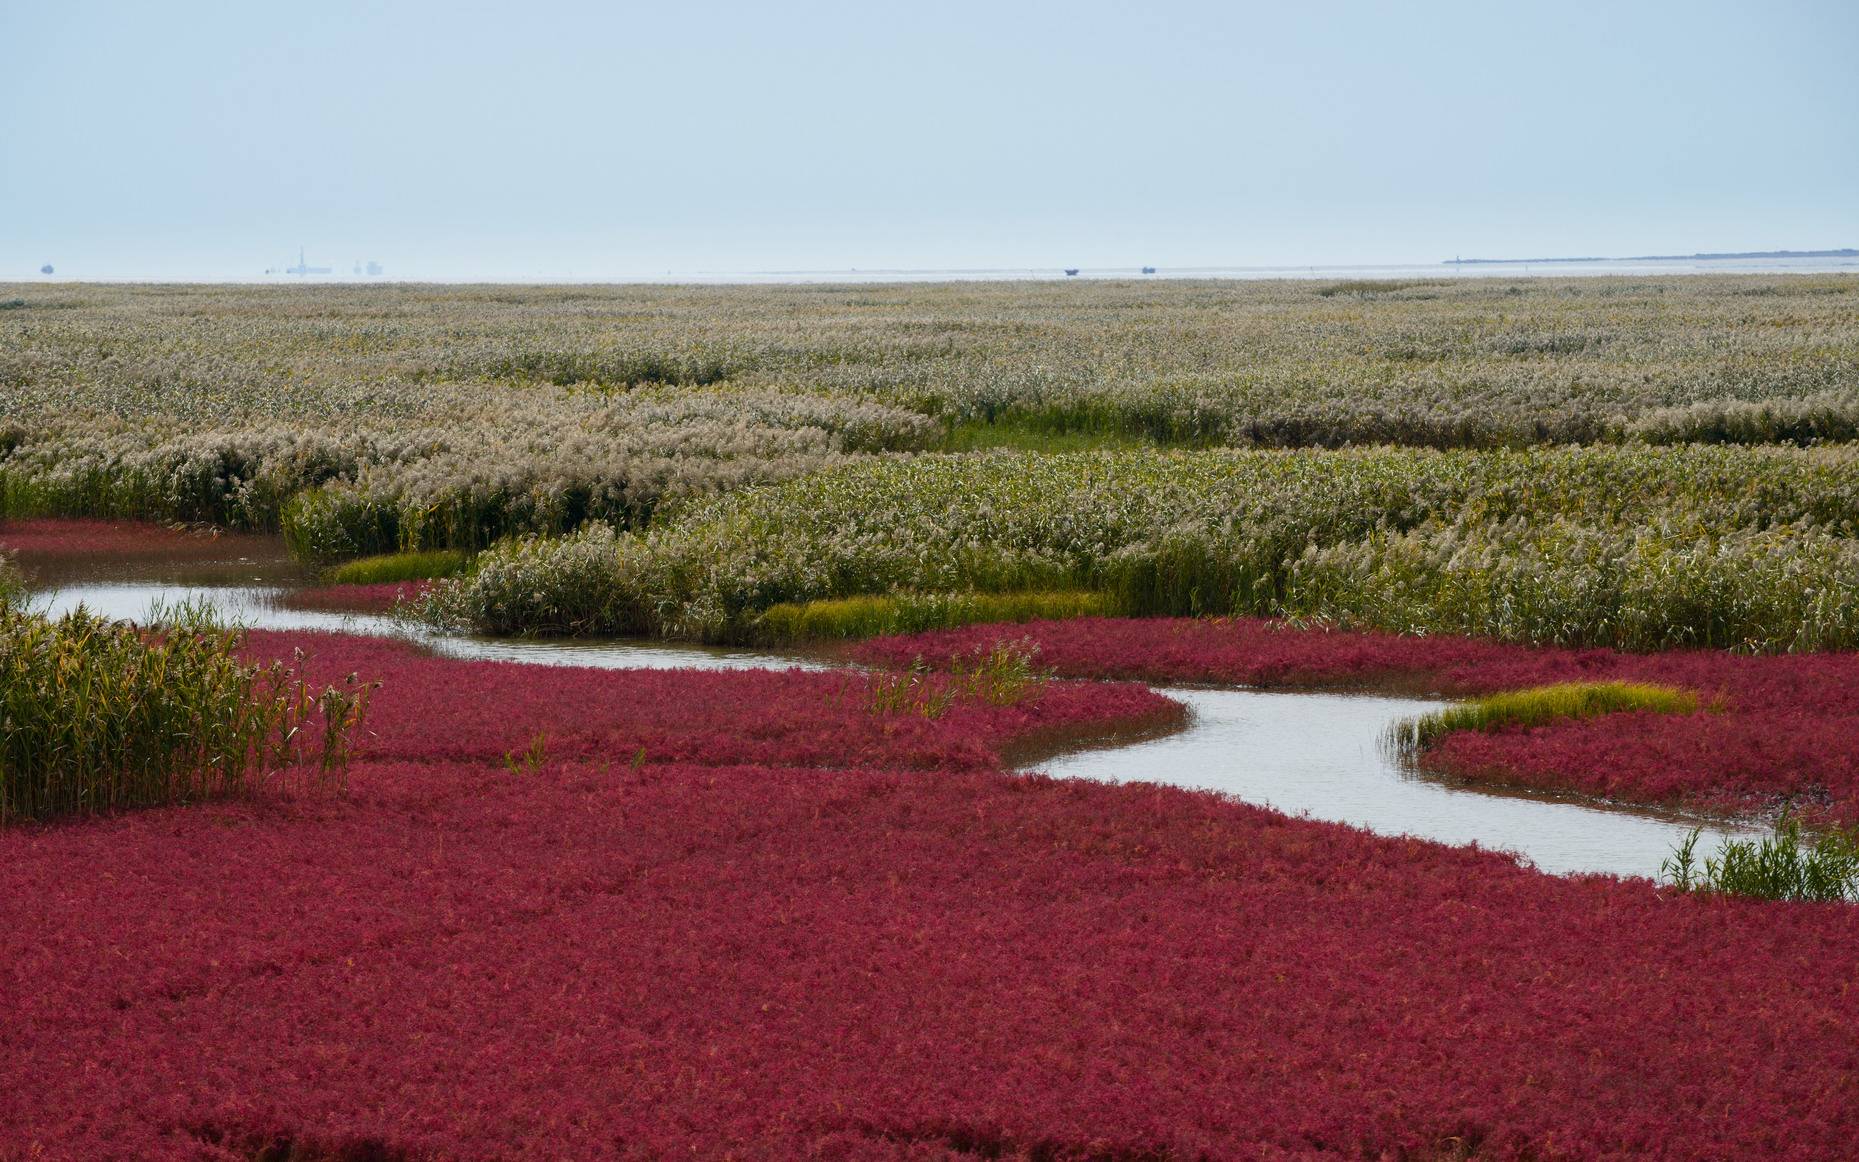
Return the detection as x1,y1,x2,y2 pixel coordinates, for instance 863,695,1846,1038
657,254,1859,285
29,255,1859,285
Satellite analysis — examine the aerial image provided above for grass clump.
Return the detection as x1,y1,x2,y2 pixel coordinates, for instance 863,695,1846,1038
756,590,1112,643
1394,681,1700,753
0,605,374,823
324,549,471,586
1663,818,1859,902
503,729,550,776
865,638,1052,719
950,636,1052,705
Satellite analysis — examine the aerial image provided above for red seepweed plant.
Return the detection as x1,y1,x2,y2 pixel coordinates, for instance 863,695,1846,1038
0,517,234,559
5,625,1859,1157
242,630,1177,774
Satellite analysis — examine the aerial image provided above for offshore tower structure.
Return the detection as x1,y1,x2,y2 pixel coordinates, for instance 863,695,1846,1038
284,247,332,275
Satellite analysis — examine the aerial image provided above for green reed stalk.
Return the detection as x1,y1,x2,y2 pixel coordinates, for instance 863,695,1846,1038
1664,818,1859,903
0,607,374,824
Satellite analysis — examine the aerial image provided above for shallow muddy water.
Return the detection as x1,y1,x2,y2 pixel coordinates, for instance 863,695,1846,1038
23,542,1759,881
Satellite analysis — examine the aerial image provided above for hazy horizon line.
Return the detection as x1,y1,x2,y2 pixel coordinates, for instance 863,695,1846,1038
14,251,1858,289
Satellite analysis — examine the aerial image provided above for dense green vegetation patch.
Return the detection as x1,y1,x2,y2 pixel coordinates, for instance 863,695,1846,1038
323,549,471,586
1395,682,1701,753
0,604,371,823
938,418,1159,453
755,590,1113,644
1665,819,1859,903
458,344,742,389
428,443,1859,651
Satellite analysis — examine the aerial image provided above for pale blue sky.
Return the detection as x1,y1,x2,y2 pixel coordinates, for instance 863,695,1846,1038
4,0,1855,279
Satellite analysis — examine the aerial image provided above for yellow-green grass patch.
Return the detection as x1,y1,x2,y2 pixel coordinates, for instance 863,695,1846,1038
1395,681,1703,754
755,590,1113,644
324,549,471,586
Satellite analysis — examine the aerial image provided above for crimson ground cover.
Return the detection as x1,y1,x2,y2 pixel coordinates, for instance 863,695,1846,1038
857,618,1859,824
9,628,1859,1157
7,750,1859,1156
246,631,1177,772
0,518,297,589
0,518,250,561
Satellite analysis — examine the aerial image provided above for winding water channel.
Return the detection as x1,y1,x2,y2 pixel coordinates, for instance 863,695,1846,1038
22,540,1759,881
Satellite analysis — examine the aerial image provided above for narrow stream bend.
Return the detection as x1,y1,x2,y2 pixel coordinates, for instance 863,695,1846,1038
37,583,827,672
1027,688,1758,879
27,567,1759,880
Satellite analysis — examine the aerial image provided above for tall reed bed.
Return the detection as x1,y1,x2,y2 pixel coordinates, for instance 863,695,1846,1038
0,607,372,823
0,393,937,561
4,277,1859,565
8,277,1856,457
430,444,1859,650
0,556,22,608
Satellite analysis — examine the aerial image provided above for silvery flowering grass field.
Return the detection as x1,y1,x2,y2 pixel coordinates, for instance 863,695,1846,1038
435,444,1859,652
3,274,1857,646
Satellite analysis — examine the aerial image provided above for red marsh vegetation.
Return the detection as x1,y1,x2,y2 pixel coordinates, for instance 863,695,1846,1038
246,631,1179,773
0,517,298,587
5,628,1859,1158
0,518,233,560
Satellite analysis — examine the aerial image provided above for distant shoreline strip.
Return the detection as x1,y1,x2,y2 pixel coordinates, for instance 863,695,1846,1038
1445,248,1858,265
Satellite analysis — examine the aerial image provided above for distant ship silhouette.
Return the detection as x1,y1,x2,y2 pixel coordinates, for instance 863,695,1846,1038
1063,268,1079,276
283,247,331,276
